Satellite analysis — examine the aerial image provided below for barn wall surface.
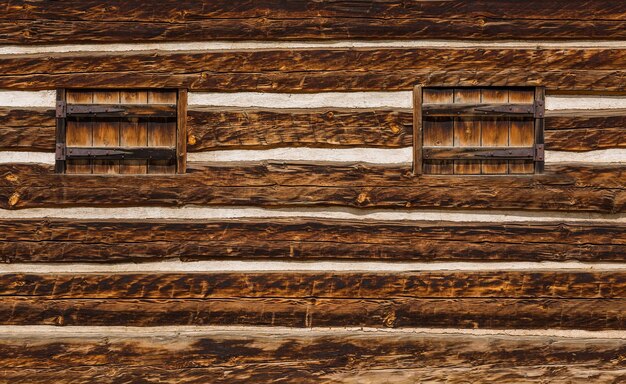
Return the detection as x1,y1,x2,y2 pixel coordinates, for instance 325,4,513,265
0,1,625,382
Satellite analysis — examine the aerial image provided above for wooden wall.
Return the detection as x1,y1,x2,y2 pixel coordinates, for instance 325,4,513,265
0,1,625,382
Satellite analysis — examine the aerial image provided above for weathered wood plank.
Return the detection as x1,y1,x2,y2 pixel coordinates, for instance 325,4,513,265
0,271,623,299
4,365,624,384
187,107,413,150
0,329,624,384
0,163,624,212
0,49,625,91
2,0,626,43
0,330,623,370
2,107,624,152
0,296,622,329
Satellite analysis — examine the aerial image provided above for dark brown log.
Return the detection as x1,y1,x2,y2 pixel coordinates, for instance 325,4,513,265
0,49,625,91
0,296,622,329
546,128,626,152
0,271,623,299
2,219,624,263
2,107,624,152
2,1,626,43
0,162,624,212
0,329,623,370
187,107,413,150
4,365,624,384
1,330,624,384
0,107,55,151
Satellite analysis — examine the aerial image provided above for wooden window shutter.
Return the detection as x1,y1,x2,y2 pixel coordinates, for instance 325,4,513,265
413,86,545,175
55,89,187,174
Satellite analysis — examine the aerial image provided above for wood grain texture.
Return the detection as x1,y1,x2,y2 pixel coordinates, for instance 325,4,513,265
0,330,624,383
0,49,625,91
1,271,624,299
2,107,623,152
2,219,624,263
2,0,626,43
1,162,624,212
188,108,413,150
0,296,622,329
0,271,623,329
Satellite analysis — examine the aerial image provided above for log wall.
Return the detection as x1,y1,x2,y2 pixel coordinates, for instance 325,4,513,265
0,1,625,382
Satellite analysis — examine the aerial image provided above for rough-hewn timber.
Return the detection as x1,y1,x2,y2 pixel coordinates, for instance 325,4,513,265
0,272,623,298
0,162,624,212
2,0,626,43
0,296,622,329
1,219,625,262
1,329,624,383
3,107,624,152
0,49,625,91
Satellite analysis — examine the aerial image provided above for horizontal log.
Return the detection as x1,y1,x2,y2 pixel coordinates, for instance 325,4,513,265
5,365,625,384
0,49,625,91
3,107,624,153
187,107,414,150
2,1,626,43
0,296,622,329
1,330,624,383
3,218,624,262
0,162,624,212
0,271,623,299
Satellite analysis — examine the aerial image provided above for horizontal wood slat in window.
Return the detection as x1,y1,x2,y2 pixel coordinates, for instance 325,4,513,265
2,107,624,152
0,163,624,212
0,272,626,330
2,330,624,382
1,0,625,43
2,219,624,263
0,49,625,91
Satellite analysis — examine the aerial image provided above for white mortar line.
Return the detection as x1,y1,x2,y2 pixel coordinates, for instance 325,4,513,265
2,148,626,164
1,206,624,223
0,260,625,274
2,40,626,55
2,91,626,110
0,90,56,107
0,325,623,340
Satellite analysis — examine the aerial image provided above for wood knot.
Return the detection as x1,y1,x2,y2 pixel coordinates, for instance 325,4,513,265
8,192,19,207
4,174,17,182
383,310,396,327
325,111,334,119
187,134,197,146
388,123,401,134
356,192,369,204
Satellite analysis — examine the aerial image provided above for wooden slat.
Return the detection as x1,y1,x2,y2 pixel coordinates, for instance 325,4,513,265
0,330,624,383
0,49,625,91
91,91,120,174
119,91,148,174
509,89,536,173
453,89,482,174
65,103,176,117
148,90,177,174
1,162,624,212
2,218,624,263
2,0,626,43
422,89,454,174
64,91,92,174
412,85,422,174
2,107,623,152
480,89,509,173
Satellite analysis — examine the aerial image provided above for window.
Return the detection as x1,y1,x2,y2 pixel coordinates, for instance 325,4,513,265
55,89,187,174
413,86,545,175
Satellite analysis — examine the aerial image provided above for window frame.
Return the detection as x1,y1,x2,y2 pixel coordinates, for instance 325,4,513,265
54,88,187,174
412,85,545,176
